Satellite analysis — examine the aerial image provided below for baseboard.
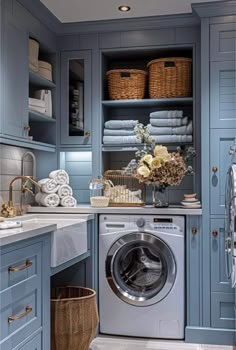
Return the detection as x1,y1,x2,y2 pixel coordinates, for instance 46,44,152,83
185,326,236,346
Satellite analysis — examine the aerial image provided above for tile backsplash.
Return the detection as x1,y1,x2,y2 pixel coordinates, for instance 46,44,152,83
0,144,34,212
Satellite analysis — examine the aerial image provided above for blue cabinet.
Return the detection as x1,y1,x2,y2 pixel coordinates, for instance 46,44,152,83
19,332,41,350
210,23,236,62
211,292,236,329
1,12,28,138
210,129,236,215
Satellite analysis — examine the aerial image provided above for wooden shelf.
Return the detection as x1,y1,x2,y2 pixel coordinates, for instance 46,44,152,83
29,70,56,88
102,143,193,152
102,97,193,108
29,110,56,123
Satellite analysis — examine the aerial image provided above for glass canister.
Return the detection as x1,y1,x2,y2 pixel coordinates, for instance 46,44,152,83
89,179,110,207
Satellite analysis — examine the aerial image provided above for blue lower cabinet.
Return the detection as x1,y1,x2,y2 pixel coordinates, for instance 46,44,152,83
19,333,42,350
211,292,236,329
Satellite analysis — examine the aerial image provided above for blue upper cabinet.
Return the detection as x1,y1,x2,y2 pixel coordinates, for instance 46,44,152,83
210,61,236,129
60,50,92,146
1,12,28,138
210,129,236,215
210,23,236,62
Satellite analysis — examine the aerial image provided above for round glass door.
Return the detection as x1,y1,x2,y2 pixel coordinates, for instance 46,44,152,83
106,232,176,306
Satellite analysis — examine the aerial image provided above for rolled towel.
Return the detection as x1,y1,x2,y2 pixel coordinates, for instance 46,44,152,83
103,135,142,144
150,110,183,119
60,196,77,207
35,192,60,207
151,135,193,143
104,129,135,136
38,178,59,194
150,117,188,127
147,121,193,135
49,169,69,185
104,120,138,129
58,184,73,198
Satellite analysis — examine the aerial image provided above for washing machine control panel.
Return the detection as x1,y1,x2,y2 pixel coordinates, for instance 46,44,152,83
136,218,145,228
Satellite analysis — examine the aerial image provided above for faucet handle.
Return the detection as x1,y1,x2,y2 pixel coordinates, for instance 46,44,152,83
1,203,15,218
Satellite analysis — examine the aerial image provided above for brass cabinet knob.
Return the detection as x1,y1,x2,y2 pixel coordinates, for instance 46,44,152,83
85,131,91,138
24,125,30,132
212,230,218,237
212,166,218,173
192,227,197,235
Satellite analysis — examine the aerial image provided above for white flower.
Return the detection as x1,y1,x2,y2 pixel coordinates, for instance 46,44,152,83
141,154,153,166
153,145,171,162
137,165,151,178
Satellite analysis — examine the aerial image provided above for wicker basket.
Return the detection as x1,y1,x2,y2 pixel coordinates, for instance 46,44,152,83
147,57,192,98
51,286,99,350
106,69,147,100
104,170,145,207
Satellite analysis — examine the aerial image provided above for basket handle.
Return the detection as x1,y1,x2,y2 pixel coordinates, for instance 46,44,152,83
165,61,176,68
120,72,131,78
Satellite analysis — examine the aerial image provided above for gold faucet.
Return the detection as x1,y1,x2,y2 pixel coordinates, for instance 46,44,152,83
1,176,41,218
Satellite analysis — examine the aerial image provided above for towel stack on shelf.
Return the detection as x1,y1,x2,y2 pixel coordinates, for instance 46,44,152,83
36,169,77,207
147,110,193,143
29,90,52,117
103,120,141,145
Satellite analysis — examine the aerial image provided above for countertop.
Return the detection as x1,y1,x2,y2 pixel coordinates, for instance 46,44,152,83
27,204,202,216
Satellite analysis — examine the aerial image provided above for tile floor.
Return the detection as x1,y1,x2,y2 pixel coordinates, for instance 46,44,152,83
91,336,234,350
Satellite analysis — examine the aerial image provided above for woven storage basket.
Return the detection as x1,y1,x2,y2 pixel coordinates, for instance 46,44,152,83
106,69,147,100
147,57,192,98
51,286,99,350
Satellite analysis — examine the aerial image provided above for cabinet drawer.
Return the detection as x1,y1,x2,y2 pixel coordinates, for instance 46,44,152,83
19,333,42,350
210,23,236,61
211,292,235,329
0,277,41,348
0,242,42,291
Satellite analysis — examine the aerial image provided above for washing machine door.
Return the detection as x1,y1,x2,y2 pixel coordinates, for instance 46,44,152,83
106,231,176,307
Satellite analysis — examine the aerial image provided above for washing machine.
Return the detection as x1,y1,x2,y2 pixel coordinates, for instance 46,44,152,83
99,214,185,339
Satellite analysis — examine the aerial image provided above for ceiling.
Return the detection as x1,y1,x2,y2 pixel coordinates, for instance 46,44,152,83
40,0,222,23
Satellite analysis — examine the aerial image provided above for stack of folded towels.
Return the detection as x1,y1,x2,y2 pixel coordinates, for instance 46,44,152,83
147,110,193,143
35,169,77,207
103,120,141,145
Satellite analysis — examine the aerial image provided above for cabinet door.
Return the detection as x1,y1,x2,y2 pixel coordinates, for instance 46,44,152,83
210,23,236,62
210,129,236,215
19,332,41,350
211,292,235,329
210,61,236,129
2,14,28,138
211,218,232,293
60,50,91,145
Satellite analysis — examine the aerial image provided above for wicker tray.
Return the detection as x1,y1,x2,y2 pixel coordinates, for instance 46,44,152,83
147,57,192,98
106,69,147,100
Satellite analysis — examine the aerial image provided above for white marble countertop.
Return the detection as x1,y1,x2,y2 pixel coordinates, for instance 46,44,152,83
27,204,202,216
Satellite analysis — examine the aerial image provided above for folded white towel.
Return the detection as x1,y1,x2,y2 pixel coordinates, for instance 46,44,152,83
35,192,60,207
103,136,142,144
104,129,135,136
148,121,192,135
104,120,138,129
57,185,73,198
150,117,188,127
29,105,46,114
151,135,193,143
38,178,59,194
60,196,77,207
150,110,183,119
28,97,46,108
49,169,69,185
34,90,52,117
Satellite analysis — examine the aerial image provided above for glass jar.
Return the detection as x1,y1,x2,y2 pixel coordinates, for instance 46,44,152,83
152,184,169,208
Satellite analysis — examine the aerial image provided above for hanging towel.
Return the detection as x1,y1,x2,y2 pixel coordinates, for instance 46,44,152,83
60,196,77,207
103,135,142,144
57,184,73,198
38,178,59,194
104,129,135,136
151,135,193,143
104,120,138,129
35,192,60,207
150,117,188,127
49,169,69,185
150,110,183,119
147,121,193,135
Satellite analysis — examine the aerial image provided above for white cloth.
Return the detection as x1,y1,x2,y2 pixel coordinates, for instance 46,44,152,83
150,110,183,119
35,192,60,207
60,196,77,207
151,135,193,143
34,90,52,117
150,117,188,127
57,185,73,198
104,129,135,136
148,121,192,135
103,136,142,144
49,169,69,185
104,120,138,129
38,178,59,194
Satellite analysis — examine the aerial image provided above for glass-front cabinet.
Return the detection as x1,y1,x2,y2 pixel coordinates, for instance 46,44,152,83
60,50,91,145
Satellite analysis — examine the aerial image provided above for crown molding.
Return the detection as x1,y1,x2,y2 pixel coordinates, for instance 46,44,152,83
192,0,236,18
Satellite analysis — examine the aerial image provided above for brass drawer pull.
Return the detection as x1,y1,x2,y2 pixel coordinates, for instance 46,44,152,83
212,166,218,173
192,227,197,235
212,230,218,237
8,306,32,323
8,259,33,273
85,131,91,138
